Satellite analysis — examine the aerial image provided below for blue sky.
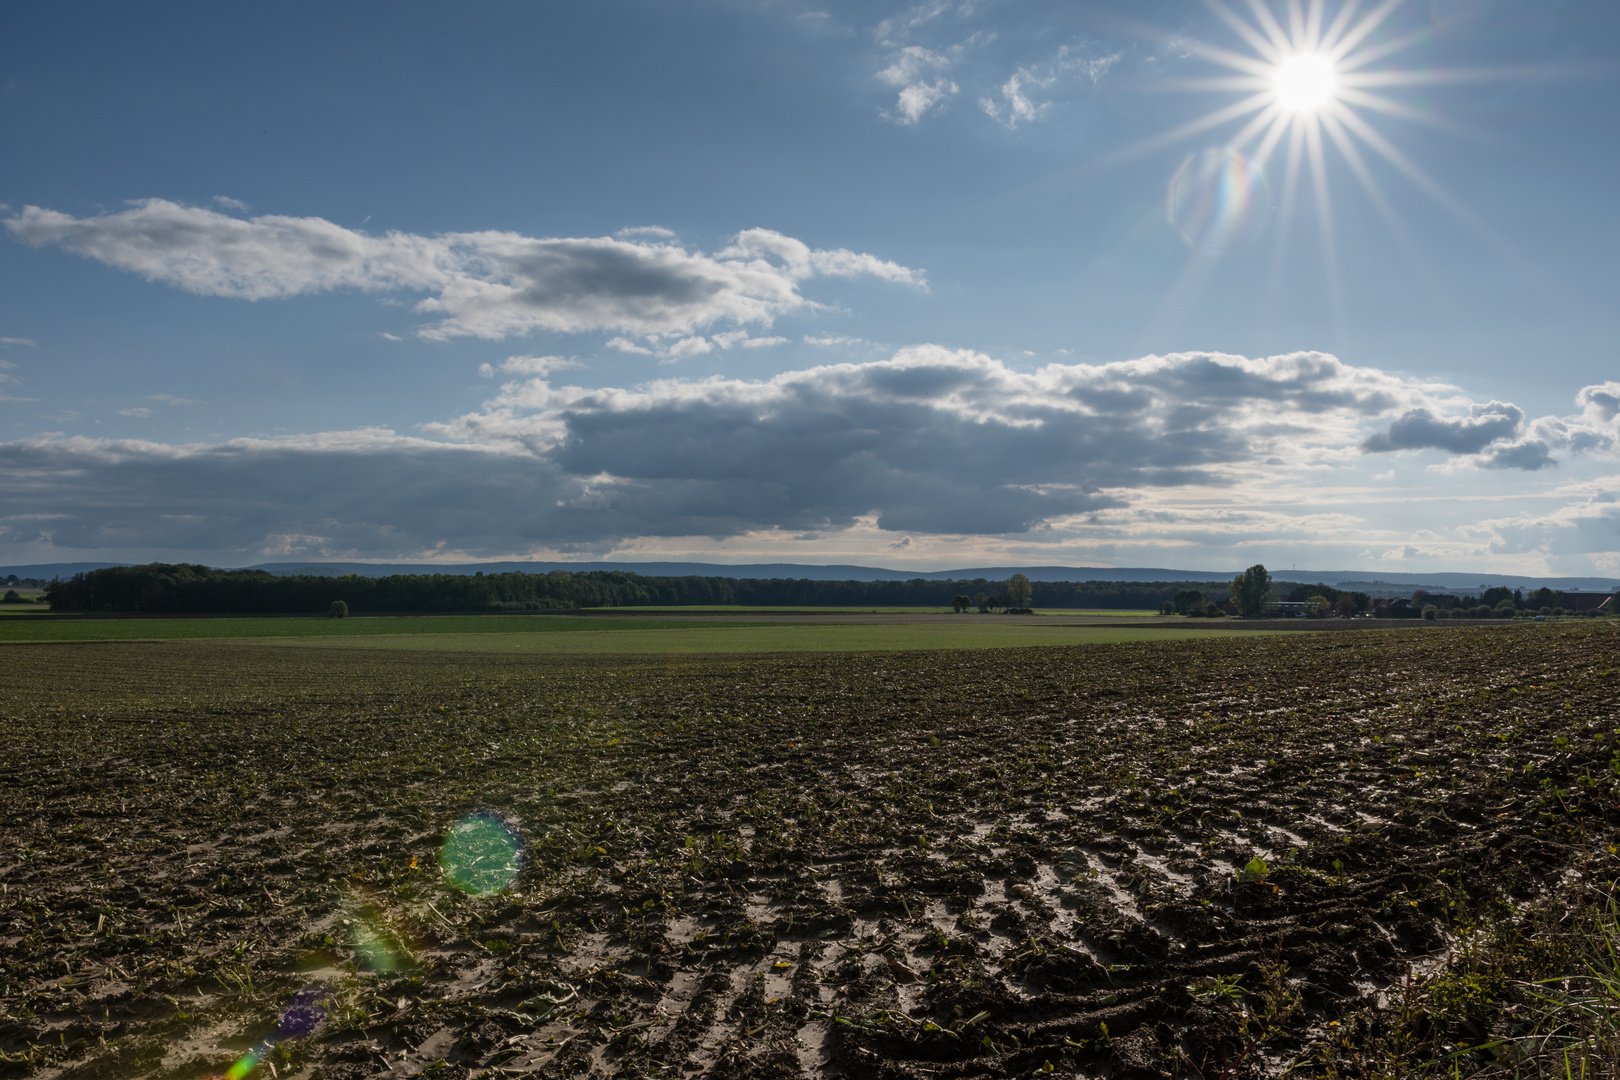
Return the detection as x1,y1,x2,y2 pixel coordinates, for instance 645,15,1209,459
2,0,1618,574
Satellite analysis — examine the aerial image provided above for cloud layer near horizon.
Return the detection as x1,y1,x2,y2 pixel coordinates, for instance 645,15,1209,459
5,201,923,343
1,349,1615,567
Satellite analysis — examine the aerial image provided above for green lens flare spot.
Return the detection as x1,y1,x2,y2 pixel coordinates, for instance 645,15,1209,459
439,812,523,896
352,919,406,972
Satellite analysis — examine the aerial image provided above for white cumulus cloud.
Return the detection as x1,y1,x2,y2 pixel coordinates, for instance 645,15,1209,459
5,200,924,344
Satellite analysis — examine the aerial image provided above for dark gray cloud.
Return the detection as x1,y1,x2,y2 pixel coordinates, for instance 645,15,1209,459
1361,401,1524,455
1478,440,1555,471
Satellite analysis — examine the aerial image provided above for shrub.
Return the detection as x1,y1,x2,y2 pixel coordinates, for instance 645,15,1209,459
328,600,348,618
1422,605,1438,620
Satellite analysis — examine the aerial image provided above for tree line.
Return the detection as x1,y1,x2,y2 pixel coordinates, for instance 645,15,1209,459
43,563,1237,614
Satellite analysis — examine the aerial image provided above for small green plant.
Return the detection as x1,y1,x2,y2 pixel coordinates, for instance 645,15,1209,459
1237,856,1269,884
1188,973,1244,1003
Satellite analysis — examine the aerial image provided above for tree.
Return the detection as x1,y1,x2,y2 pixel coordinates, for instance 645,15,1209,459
952,594,972,613
1525,586,1557,609
1007,574,1032,609
974,592,990,613
1,589,21,604
1173,589,1207,616
1229,564,1274,617
328,600,348,618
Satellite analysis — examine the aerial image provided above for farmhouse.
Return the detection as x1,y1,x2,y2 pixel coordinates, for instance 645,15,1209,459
1560,591,1614,614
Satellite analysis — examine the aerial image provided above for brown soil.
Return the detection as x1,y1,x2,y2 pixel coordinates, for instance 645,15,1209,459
0,624,1616,1079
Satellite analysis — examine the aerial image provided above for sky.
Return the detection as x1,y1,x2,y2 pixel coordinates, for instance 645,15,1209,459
2,0,1618,575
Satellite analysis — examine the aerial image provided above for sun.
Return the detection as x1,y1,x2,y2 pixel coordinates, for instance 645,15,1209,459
1127,0,1513,312
1272,52,1337,114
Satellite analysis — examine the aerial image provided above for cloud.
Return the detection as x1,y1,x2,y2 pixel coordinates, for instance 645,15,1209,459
867,2,1126,133
379,331,403,342
980,69,1048,128
804,334,868,347
664,335,714,359
615,225,676,239
6,200,924,343
3,348,1615,568
1579,382,1620,424
608,326,789,361
873,2,960,43
711,330,787,349
211,195,251,212
1478,440,1555,471
1361,401,1525,455
1060,48,1121,84
876,46,959,124
116,396,199,419
478,355,580,379
605,337,656,355
0,337,36,347
1472,486,1620,563
414,347,1432,539
1360,387,1619,471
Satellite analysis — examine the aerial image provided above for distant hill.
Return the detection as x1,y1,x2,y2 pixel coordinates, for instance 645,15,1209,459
239,560,1247,583
240,561,1619,592
7,559,1615,594
0,562,135,581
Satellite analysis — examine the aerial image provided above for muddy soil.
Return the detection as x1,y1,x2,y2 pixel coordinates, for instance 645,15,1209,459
1,624,1617,1079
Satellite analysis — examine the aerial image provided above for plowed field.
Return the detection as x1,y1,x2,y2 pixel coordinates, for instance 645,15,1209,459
1,624,1617,1079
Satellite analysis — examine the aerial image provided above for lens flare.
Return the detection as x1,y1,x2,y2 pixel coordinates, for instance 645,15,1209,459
221,986,326,1080
275,986,326,1038
438,811,524,896
1167,148,1270,251
344,880,422,972
351,916,409,972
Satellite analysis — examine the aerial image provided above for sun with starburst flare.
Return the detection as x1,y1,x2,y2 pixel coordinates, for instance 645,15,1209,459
1146,0,1505,291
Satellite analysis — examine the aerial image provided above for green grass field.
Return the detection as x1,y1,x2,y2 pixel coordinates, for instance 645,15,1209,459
246,622,1259,654
0,613,757,642
0,610,1246,653
589,605,1162,616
